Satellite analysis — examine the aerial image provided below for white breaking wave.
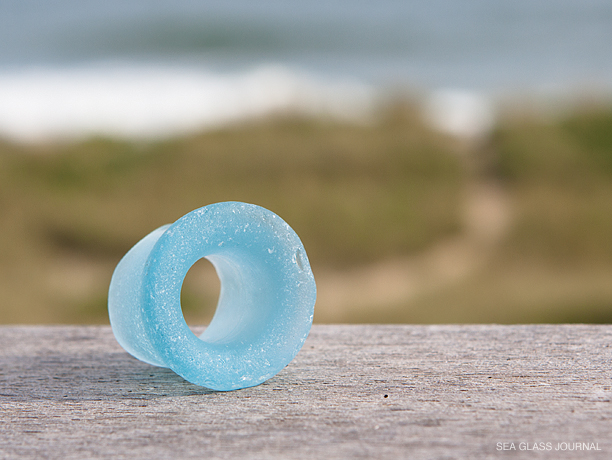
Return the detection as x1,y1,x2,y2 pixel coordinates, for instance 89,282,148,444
0,64,375,142
424,89,495,139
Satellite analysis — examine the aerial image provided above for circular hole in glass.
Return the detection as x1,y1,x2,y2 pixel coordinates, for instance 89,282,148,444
180,257,220,335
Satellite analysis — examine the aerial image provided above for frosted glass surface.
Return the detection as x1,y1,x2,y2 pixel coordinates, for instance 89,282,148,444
108,202,316,391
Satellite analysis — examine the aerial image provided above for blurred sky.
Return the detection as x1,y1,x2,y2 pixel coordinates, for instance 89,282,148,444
1,0,611,140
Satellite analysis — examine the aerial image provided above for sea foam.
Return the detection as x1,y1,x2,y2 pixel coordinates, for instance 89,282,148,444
423,89,495,139
0,64,374,142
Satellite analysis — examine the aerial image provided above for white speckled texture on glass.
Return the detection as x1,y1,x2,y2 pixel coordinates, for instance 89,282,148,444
108,202,316,391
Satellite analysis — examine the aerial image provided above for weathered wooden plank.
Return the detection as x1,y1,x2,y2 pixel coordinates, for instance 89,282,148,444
0,325,611,459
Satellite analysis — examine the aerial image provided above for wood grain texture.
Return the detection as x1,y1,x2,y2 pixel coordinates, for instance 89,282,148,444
0,325,611,459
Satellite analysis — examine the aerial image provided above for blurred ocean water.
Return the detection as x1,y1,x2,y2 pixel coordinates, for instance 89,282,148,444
1,0,611,140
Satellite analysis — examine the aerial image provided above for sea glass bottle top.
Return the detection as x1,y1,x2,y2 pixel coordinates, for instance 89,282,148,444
108,202,316,391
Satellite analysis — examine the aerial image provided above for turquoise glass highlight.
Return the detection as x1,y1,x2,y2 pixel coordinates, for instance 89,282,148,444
108,202,316,391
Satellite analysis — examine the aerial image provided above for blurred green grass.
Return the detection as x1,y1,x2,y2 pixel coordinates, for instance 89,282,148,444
1,102,611,324
495,106,612,266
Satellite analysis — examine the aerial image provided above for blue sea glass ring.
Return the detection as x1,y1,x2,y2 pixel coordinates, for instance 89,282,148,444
108,202,316,391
